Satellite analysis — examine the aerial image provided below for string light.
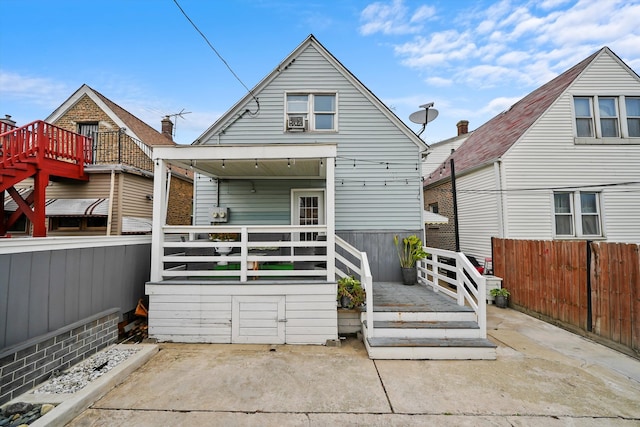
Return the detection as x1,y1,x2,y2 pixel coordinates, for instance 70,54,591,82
255,159,258,168
287,158,291,168
222,159,225,168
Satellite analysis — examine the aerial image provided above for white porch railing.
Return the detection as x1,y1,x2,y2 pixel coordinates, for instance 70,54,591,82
418,247,487,338
335,236,374,339
159,225,330,281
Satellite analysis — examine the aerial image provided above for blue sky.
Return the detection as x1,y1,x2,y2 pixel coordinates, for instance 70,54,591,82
1,0,639,146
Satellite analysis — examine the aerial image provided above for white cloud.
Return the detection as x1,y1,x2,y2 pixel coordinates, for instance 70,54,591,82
425,76,452,87
481,96,524,115
0,70,69,108
359,0,433,35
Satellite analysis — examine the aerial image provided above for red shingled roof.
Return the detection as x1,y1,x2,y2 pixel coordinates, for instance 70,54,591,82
91,87,176,147
424,48,603,186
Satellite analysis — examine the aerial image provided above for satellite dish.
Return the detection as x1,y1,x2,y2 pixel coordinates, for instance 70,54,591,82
409,108,439,125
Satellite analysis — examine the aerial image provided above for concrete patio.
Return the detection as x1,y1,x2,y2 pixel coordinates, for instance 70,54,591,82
50,306,640,425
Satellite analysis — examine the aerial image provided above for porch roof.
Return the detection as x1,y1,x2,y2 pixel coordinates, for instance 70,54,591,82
153,143,336,179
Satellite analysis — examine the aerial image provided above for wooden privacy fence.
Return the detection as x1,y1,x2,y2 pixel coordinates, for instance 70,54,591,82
492,238,639,357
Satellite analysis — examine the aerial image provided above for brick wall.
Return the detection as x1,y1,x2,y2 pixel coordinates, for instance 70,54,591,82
166,174,193,225
424,180,456,251
53,94,118,133
0,309,119,405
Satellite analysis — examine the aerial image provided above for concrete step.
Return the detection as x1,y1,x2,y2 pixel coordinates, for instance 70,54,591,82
362,323,496,360
368,310,478,322
363,320,482,339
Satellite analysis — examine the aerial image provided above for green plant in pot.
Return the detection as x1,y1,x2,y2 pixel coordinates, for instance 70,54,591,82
490,287,510,308
393,234,429,285
337,276,365,309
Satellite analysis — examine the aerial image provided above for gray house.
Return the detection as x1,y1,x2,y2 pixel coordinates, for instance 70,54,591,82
144,35,490,357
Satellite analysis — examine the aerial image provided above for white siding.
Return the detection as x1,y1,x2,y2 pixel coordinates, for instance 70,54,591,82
196,44,423,231
146,283,338,345
457,166,501,260
501,50,640,243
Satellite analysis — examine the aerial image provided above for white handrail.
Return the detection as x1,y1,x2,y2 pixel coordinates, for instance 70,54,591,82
335,236,373,339
418,247,487,338
160,225,329,281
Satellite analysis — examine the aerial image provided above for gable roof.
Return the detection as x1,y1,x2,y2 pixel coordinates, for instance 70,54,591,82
424,47,634,186
194,34,427,150
46,84,175,147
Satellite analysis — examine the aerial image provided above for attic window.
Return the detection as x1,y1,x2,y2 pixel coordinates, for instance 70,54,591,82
573,96,640,143
286,93,336,132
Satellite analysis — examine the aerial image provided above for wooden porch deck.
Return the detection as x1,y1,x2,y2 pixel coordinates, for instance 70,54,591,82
363,281,496,360
372,281,473,313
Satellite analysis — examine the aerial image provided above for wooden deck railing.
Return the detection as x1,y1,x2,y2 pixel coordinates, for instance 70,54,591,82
160,225,329,282
335,236,373,338
419,247,487,337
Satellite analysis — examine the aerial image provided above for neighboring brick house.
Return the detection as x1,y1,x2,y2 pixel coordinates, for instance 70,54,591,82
4,84,193,235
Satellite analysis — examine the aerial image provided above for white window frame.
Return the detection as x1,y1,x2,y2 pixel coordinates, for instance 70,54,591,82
553,191,603,238
623,96,640,138
285,92,337,132
573,95,640,144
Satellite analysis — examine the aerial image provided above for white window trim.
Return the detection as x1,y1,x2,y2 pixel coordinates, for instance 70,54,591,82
284,91,338,133
552,191,605,239
572,95,640,144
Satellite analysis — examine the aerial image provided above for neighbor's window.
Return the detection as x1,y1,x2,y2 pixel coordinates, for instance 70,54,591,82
574,97,594,137
49,216,108,232
286,93,336,131
626,97,640,137
598,97,619,137
573,96,640,141
553,192,602,237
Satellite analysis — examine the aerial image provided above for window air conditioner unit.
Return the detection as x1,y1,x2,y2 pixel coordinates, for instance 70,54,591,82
287,115,306,130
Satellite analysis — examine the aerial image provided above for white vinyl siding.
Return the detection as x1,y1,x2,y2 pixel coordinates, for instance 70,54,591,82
457,166,501,260
195,44,423,231
497,50,640,244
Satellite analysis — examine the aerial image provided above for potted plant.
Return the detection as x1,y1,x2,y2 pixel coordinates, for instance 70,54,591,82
490,287,510,308
209,233,238,265
393,234,429,285
337,276,366,309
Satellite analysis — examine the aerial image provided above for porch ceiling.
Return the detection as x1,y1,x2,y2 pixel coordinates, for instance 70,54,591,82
154,143,336,180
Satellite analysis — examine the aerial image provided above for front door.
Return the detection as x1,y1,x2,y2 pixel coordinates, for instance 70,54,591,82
292,189,325,241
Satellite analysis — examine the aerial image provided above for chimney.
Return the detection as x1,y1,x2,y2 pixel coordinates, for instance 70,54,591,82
0,114,17,127
161,116,173,141
456,120,469,136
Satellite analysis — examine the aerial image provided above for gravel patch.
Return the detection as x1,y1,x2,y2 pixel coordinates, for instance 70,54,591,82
34,347,140,395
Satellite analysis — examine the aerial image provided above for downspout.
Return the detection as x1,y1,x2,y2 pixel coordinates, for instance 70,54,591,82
493,161,505,238
106,169,115,236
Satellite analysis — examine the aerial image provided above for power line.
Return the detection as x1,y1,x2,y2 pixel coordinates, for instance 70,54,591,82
172,0,259,111
427,181,640,193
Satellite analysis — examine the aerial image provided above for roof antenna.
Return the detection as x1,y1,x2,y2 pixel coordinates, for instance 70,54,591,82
165,108,192,138
409,102,438,137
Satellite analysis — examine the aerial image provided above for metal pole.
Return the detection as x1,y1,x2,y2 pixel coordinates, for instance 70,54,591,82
451,158,460,252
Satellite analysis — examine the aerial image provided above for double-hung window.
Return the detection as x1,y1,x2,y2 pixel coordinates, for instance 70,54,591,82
553,191,602,238
626,97,640,137
286,93,336,132
573,96,640,141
